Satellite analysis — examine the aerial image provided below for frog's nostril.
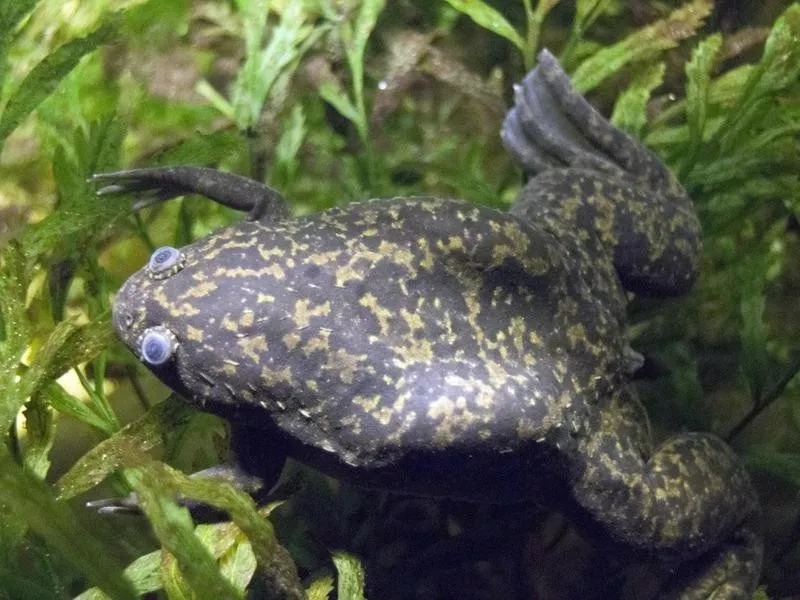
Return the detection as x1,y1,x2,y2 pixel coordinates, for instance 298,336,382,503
147,246,185,279
139,327,178,366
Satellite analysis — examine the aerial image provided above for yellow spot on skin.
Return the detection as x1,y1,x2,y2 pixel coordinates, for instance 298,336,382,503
567,323,587,346
354,394,381,412
264,264,286,280
154,289,200,317
375,407,393,426
334,262,362,287
428,397,454,420
283,332,301,350
417,238,435,270
393,391,410,413
179,281,218,299
323,348,367,384
306,380,318,391
307,251,342,266
359,292,393,336
257,293,275,304
400,309,424,333
257,245,284,260
222,363,237,377
240,309,255,327
186,326,204,342
260,366,294,386
294,299,331,328
238,335,267,363
221,314,238,332
510,316,526,354
303,329,331,356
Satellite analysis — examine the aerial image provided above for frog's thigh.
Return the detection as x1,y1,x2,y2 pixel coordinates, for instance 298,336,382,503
510,169,701,296
574,428,762,598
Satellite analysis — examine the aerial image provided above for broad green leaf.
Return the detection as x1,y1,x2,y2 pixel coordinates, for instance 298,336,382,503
610,61,665,136
43,380,117,435
571,0,712,93
231,1,314,130
307,575,334,600
22,394,55,479
17,315,115,408
442,0,524,51
0,450,136,600
319,81,360,124
75,551,162,599
0,242,29,429
0,0,38,36
332,552,366,600
716,4,800,154
163,471,304,599
0,0,39,93
215,531,257,592
0,19,117,148
274,104,307,186
347,0,387,102
124,466,244,600
680,34,721,176
56,397,195,500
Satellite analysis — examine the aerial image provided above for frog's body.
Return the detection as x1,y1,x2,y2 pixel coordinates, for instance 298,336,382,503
101,50,762,597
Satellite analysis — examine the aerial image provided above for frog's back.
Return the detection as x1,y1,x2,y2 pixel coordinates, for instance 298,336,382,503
132,195,622,494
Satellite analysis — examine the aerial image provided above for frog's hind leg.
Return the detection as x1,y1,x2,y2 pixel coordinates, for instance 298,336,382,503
502,49,701,297
572,389,763,598
93,166,288,222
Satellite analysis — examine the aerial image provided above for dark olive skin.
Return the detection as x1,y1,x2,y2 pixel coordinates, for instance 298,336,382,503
99,50,762,598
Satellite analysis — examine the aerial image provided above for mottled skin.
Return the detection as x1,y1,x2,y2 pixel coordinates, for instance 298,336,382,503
99,50,762,597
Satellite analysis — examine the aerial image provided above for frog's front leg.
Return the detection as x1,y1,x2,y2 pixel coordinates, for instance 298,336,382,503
93,166,287,222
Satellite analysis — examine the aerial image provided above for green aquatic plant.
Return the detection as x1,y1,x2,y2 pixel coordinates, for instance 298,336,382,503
0,0,798,597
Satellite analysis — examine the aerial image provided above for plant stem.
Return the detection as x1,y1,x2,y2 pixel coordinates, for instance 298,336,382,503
727,354,800,442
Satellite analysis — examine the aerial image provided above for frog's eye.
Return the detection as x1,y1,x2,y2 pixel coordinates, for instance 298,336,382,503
147,246,185,279
139,327,178,366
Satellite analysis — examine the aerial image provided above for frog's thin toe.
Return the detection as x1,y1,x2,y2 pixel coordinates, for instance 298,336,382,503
87,494,142,515
500,106,553,174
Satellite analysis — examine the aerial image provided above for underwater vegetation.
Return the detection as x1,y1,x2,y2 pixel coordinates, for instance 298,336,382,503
0,0,799,598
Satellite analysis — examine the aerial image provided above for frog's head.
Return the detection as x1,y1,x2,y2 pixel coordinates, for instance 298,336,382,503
112,240,278,415
113,245,201,400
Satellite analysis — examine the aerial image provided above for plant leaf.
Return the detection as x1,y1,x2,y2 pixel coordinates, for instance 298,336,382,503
442,0,524,51
332,552,366,600
0,19,117,148
680,34,722,176
610,61,665,136
571,0,712,93
56,397,195,500
0,450,137,600
124,465,244,600
17,315,115,407
307,575,334,600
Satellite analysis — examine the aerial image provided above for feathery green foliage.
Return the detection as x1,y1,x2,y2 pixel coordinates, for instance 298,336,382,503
0,1,798,598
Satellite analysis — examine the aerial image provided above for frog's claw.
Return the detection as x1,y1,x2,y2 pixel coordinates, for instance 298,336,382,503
92,166,288,222
87,464,270,521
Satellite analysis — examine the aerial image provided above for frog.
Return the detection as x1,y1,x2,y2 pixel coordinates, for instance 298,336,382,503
96,49,762,598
